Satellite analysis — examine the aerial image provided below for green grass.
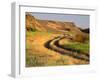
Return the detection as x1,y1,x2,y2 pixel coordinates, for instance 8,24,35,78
62,40,89,54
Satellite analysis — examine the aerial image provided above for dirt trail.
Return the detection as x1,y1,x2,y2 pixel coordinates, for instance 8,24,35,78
45,36,89,61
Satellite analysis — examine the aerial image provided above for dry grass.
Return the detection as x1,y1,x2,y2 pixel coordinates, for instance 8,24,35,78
26,31,89,67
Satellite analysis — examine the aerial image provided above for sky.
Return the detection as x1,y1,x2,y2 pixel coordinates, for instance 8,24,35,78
30,12,90,29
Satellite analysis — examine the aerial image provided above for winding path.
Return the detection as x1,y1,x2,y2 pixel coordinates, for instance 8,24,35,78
45,36,89,61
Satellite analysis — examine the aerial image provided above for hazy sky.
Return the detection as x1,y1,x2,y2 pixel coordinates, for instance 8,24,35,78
31,12,89,29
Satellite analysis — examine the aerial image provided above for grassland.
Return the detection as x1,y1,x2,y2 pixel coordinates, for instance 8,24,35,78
26,14,90,67
59,40,89,55
26,31,89,67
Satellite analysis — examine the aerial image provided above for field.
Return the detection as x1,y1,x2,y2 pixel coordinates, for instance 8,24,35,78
59,38,89,55
26,31,89,67
26,13,90,67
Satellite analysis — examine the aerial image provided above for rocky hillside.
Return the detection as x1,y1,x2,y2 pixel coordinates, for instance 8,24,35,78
26,13,87,42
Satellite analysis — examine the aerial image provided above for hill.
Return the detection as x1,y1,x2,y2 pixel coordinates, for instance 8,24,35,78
26,13,87,42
